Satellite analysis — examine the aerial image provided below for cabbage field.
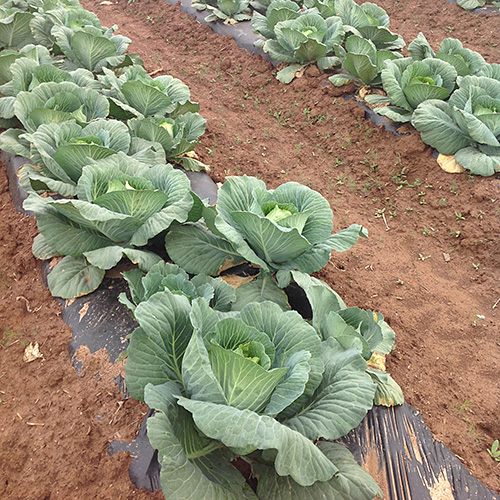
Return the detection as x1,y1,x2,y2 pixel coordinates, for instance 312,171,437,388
0,0,499,498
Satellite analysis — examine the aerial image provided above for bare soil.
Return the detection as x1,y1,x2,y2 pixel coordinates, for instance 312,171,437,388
1,0,499,498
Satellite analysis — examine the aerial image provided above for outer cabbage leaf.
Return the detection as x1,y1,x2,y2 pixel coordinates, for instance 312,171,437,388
255,441,383,500
0,10,35,49
285,339,375,440
165,222,246,276
411,99,473,154
177,397,338,487
125,290,194,400
145,382,257,500
47,255,105,298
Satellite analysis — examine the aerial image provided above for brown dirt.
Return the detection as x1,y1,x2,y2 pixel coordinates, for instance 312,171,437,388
0,168,163,500
1,0,499,497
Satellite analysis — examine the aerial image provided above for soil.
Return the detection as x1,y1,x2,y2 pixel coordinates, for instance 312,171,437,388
1,0,499,498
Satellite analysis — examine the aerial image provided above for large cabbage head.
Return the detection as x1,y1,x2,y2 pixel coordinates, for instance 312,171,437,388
125,292,380,498
11,80,108,132
412,75,500,176
165,175,367,285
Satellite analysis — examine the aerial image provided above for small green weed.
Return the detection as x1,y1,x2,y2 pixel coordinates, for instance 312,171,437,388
1,328,17,347
487,440,500,462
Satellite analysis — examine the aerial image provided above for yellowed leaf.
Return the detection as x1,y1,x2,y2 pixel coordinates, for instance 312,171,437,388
23,342,43,363
367,352,386,372
220,274,255,289
437,154,465,174
184,151,199,159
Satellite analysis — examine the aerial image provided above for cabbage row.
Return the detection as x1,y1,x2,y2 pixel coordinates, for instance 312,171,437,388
0,0,403,499
190,0,500,176
0,0,210,296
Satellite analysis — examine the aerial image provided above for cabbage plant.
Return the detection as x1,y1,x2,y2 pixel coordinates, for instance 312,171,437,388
192,0,252,24
97,65,200,121
23,155,193,298
52,24,141,73
408,33,486,77
329,35,402,87
0,44,59,126
127,113,207,171
125,290,381,499
0,61,99,127
332,0,404,50
165,175,367,286
0,120,166,196
30,6,101,48
412,75,500,176
365,57,458,122
1,80,107,134
253,2,345,83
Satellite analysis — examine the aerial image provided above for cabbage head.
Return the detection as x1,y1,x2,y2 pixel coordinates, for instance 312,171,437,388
125,291,381,499
165,175,367,286
4,80,108,132
366,57,458,123
412,75,500,176
23,154,193,298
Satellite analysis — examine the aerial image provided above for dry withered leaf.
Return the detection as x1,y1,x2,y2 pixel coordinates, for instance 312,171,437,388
220,274,255,289
23,342,43,363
